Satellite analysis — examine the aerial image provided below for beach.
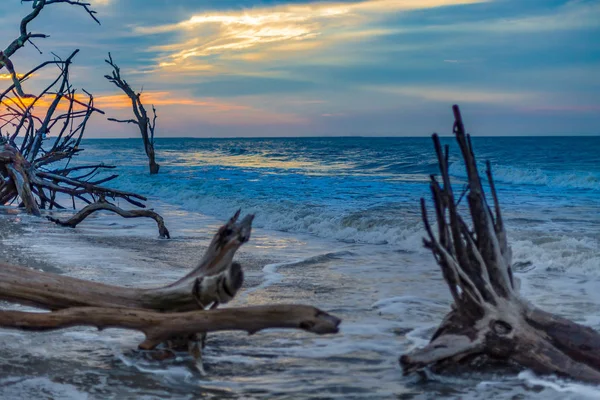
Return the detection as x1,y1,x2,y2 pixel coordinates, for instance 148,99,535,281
1,136,599,399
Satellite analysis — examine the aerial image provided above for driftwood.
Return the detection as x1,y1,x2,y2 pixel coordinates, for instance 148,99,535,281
0,0,167,230
0,211,341,362
0,305,341,350
1,211,251,311
104,54,160,175
400,105,600,383
47,199,170,239
0,0,98,96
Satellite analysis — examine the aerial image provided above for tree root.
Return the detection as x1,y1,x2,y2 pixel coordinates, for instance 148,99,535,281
400,105,600,383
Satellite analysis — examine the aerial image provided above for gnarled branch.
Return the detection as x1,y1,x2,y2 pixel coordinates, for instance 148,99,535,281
47,200,171,239
105,53,160,174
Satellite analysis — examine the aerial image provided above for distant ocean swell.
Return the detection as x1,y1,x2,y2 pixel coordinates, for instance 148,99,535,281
449,162,600,190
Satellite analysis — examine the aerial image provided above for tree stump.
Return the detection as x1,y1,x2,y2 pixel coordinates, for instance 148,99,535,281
400,105,600,383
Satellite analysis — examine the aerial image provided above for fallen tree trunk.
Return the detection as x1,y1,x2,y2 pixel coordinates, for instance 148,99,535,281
1,211,251,312
399,105,600,383
0,305,341,350
47,200,170,239
0,210,342,366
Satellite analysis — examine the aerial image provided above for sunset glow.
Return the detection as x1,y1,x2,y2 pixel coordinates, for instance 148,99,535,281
0,0,597,136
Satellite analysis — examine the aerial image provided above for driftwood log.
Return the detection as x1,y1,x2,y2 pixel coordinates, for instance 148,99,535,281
104,54,160,175
400,105,600,383
0,305,340,350
0,211,341,363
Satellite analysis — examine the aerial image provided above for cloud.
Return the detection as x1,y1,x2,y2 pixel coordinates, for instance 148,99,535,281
1,90,305,129
475,1,600,32
1,91,244,112
373,85,540,105
136,0,487,74
190,76,317,97
521,105,600,113
93,91,250,112
3,0,598,137
89,0,112,6
0,74,24,80
395,0,600,34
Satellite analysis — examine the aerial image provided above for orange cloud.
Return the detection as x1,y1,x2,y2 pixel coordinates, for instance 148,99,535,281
0,91,250,113
1,93,96,112
93,91,250,113
1,91,307,130
0,73,26,80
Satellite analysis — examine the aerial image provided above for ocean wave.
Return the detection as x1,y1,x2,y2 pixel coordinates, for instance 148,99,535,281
449,162,600,190
172,195,426,247
511,234,600,275
113,178,425,247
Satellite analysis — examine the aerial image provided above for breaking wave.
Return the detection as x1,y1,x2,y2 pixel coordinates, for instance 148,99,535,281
148,187,426,247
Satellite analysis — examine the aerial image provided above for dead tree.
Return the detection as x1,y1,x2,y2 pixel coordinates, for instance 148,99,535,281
104,54,160,174
0,211,341,365
400,105,600,383
0,0,166,231
0,0,99,96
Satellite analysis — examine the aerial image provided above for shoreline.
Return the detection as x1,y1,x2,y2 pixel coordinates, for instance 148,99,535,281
0,207,276,296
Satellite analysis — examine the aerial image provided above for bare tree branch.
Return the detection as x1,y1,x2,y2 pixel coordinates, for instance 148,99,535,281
105,53,160,174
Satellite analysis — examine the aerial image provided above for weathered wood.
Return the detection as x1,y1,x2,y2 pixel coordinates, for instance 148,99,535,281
0,211,342,365
105,54,160,175
6,161,40,217
0,3,164,224
0,211,251,312
0,305,341,350
47,200,170,239
400,105,600,383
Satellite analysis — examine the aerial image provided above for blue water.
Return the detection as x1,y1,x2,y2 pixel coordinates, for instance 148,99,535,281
81,136,600,245
2,136,600,399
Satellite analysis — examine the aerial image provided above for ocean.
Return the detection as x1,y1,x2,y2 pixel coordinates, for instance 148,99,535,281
1,136,599,399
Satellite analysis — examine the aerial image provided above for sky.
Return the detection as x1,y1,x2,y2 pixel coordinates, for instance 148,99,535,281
0,0,599,137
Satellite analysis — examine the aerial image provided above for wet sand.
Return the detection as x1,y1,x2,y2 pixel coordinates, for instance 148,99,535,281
0,214,60,274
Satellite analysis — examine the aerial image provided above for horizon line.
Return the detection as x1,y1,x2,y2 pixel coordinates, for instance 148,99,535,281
81,134,600,140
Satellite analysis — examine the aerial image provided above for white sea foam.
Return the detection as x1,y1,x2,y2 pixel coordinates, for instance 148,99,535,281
519,370,600,399
371,296,448,316
511,235,600,275
449,162,600,190
162,193,426,246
